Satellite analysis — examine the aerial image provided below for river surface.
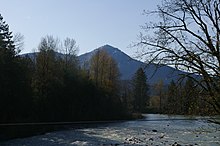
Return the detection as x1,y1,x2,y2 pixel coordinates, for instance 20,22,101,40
1,114,220,146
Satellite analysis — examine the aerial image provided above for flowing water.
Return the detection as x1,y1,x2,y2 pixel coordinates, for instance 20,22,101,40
1,114,220,146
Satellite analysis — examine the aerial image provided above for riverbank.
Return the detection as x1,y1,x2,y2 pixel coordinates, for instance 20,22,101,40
0,113,142,141
208,119,220,125
1,114,219,146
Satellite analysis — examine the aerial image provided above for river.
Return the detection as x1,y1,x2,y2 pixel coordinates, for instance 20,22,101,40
1,114,219,146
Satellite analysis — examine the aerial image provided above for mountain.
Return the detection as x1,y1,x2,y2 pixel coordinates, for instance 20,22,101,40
79,45,186,85
21,44,189,85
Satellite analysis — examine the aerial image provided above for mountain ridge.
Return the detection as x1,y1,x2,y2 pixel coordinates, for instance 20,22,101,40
79,45,186,85
21,44,187,85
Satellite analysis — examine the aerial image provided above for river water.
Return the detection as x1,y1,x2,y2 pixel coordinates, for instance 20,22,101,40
1,114,220,146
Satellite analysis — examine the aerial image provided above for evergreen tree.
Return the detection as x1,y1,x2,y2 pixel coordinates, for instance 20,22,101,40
0,15,14,53
0,14,32,123
182,78,200,114
132,67,149,112
153,80,164,112
166,80,178,114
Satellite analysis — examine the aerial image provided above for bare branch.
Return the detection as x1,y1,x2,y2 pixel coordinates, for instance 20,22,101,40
137,0,220,113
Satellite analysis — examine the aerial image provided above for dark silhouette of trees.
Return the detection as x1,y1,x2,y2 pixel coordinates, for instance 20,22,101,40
161,78,215,115
153,80,164,113
0,14,32,123
166,80,178,114
137,0,220,113
32,36,64,121
182,78,197,114
28,36,127,122
132,68,149,112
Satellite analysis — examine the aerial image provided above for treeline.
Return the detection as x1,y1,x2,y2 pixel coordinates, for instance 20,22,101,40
149,78,216,115
0,15,131,124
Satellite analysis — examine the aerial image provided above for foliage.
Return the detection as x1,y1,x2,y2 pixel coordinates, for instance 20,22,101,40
0,14,32,123
131,68,149,112
160,79,216,115
89,50,120,95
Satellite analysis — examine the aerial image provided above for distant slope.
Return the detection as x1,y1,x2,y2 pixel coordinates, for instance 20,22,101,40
79,45,186,85
21,45,189,85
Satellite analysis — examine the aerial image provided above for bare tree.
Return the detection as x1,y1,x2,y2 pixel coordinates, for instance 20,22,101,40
63,37,78,68
137,0,220,113
89,50,120,92
38,35,59,52
13,32,24,54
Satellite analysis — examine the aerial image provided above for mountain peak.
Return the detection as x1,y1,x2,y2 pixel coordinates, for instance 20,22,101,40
97,44,128,57
101,44,114,48
98,44,120,52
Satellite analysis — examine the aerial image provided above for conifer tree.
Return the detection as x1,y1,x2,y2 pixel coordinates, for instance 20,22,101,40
132,67,149,112
0,14,32,122
166,80,178,114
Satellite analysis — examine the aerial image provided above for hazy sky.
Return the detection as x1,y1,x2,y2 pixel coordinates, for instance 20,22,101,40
0,0,160,56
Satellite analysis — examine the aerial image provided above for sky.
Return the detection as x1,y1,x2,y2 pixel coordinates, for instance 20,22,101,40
0,0,161,56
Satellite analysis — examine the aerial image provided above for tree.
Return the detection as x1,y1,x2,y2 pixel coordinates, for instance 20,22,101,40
182,78,196,114
154,80,164,113
32,36,64,121
13,32,24,53
132,67,149,112
89,49,120,92
62,37,78,71
137,0,220,113
166,80,178,114
0,14,15,53
88,49,127,118
0,14,32,122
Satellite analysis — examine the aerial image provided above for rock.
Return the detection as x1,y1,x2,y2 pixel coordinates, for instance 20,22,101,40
149,138,154,141
125,137,143,144
159,134,165,139
172,142,181,146
152,129,157,132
